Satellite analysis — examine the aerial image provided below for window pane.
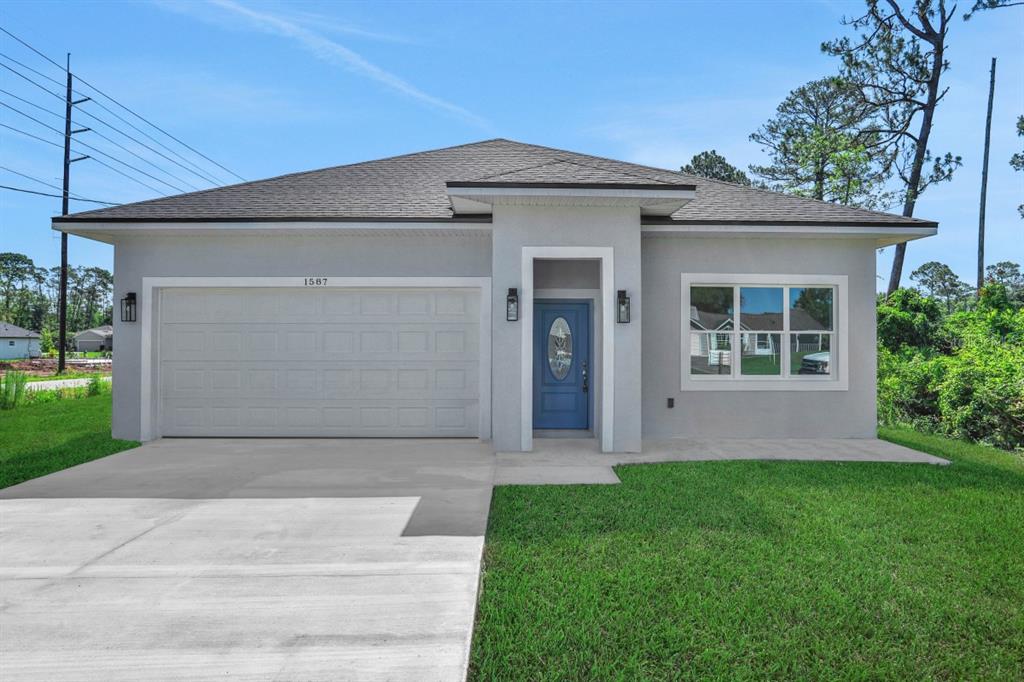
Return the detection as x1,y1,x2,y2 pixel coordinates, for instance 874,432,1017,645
741,333,781,375
790,287,833,330
790,333,832,375
740,287,783,331
690,332,732,376
690,287,734,331
547,317,572,380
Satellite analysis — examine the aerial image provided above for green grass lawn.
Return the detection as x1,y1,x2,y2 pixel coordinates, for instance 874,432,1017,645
471,428,1024,680
0,393,137,489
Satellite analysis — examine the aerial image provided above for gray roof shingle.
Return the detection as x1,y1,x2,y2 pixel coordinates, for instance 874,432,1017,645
56,139,936,227
0,322,40,338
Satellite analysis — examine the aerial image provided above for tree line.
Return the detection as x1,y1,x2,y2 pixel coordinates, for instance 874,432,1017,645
679,0,1021,294
0,252,113,352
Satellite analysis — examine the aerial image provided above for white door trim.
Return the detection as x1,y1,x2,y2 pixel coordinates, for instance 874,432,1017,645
141,276,492,441
521,247,614,452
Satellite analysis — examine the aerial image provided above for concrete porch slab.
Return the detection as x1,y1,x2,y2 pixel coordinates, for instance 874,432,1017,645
495,437,948,486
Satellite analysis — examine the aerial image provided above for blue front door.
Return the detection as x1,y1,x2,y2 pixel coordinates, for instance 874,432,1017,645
534,300,591,430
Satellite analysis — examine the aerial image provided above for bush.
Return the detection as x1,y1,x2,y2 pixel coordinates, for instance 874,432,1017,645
877,288,943,351
87,376,102,396
878,284,1024,450
0,371,28,409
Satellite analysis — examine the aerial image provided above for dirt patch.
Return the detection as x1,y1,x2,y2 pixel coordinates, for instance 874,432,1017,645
0,358,112,378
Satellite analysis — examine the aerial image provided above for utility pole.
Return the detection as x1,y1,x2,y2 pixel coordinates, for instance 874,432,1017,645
57,53,89,374
978,57,996,294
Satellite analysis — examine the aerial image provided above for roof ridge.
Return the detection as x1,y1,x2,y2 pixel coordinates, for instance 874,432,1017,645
468,155,674,184
66,139,513,220
678,169,932,224
490,138,932,224
469,158,567,181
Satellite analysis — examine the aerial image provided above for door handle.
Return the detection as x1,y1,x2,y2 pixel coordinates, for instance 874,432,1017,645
582,361,589,393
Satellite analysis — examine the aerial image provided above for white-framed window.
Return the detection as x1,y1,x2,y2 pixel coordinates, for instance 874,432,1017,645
680,273,848,391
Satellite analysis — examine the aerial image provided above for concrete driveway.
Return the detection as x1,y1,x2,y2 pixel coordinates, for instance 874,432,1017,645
0,439,495,681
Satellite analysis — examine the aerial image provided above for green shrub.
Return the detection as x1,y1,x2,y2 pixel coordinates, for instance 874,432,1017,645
934,330,1024,450
877,288,943,351
877,284,1024,450
0,371,28,409
87,376,102,396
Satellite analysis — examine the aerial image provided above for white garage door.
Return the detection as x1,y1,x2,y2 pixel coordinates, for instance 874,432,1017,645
158,287,481,437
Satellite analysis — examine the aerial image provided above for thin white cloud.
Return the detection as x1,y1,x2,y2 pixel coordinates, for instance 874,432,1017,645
283,10,419,45
167,0,487,128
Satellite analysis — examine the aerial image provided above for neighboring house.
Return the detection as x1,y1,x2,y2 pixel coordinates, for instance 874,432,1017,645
73,325,114,352
52,139,937,450
0,323,41,360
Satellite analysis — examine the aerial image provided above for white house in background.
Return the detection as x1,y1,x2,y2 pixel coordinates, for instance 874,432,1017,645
73,325,114,352
0,322,41,360
52,139,938,450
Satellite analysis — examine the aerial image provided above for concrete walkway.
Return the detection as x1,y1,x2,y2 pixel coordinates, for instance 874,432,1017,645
0,439,494,681
25,375,111,392
496,437,949,484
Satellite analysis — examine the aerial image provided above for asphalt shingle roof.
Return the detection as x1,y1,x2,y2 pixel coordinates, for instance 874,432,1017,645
0,322,40,338
57,139,935,227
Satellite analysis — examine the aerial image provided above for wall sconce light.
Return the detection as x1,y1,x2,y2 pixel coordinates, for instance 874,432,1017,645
120,292,137,322
506,288,519,321
617,290,630,323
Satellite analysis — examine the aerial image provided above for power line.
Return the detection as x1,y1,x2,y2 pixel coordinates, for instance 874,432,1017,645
0,183,117,205
1,99,189,193
0,51,64,88
0,164,119,204
0,61,63,100
0,76,221,187
74,75,246,183
1,27,245,184
1,122,168,195
0,89,204,191
0,26,65,71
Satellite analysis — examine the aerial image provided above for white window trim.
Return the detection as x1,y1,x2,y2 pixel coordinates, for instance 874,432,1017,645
680,273,848,392
139,276,491,441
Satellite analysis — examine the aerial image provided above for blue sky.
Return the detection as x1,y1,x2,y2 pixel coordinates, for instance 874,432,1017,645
2,1,1021,289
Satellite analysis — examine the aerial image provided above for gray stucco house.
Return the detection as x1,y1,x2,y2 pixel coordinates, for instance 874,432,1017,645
53,139,937,452
0,322,41,360
73,325,114,352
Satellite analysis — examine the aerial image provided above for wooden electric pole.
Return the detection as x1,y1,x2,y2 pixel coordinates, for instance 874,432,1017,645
978,57,997,294
57,54,89,374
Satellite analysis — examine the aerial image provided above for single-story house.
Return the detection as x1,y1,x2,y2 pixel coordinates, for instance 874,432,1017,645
0,323,42,360
73,325,114,352
52,139,937,451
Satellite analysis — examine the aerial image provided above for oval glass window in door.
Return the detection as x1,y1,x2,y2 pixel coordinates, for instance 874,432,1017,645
547,316,572,380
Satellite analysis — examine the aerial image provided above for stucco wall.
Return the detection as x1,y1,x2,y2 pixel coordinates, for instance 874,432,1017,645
111,233,492,440
641,236,878,439
491,205,642,452
0,338,40,360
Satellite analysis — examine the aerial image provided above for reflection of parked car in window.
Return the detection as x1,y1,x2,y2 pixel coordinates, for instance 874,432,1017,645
799,351,829,374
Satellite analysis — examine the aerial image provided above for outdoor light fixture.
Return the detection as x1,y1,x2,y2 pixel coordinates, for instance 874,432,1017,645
120,292,137,323
506,288,519,321
617,290,630,323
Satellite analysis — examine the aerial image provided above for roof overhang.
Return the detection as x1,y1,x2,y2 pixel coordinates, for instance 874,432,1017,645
641,221,938,247
50,217,492,244
446,181,697,216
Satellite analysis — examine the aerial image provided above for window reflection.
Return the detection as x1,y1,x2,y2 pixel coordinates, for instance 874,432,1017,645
790,287,833,330
790,333,832,375
690,332,732,375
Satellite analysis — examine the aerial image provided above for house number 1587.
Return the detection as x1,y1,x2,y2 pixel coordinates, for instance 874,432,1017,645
304,277,328,286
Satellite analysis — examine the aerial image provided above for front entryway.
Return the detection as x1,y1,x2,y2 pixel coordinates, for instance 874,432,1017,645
533,300,591,430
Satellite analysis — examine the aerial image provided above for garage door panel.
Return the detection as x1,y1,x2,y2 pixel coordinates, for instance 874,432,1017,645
160,398,479,437
158,288,481,437
160,363,479,400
